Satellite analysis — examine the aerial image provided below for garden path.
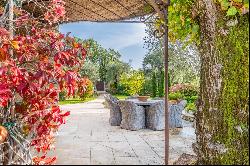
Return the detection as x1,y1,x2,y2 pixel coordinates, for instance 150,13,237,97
52,95,196,165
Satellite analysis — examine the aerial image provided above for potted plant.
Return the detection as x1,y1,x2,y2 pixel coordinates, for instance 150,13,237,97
137,92,150,102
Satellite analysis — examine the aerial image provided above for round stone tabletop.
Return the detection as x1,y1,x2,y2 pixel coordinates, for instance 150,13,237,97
126,99,164,106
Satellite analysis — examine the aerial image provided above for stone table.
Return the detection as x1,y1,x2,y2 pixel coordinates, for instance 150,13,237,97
125,99,164,129
125,99,185,129
125,99,163,107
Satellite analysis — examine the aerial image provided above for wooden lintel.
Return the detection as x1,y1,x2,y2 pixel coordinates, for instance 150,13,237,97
147,0,164,20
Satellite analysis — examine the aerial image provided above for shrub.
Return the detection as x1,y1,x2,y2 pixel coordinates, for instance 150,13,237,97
184,95,198,104
170,83,198,96
119,71,145,96
117,84,129,95
109,83,117,94
59,90,67,101
79,78,94,100
190,95,199,101
180,88,198,97
185,102,197,112
168,92,184,100
108,83,129,96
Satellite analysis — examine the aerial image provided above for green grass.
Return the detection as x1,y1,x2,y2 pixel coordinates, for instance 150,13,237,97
113,94,129,100
59,97,96,105
113,94,155,100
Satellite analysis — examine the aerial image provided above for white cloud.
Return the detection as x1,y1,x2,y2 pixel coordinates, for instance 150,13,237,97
60,22,146,51
100,24,146,51
89,24,145,50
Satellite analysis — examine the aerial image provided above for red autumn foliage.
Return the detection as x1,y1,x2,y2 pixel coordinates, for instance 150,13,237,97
0,0,87,164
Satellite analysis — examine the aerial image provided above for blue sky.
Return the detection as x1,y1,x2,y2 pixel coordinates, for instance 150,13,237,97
59,22,147,69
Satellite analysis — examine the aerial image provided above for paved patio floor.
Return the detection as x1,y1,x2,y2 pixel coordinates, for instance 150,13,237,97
53,95,196,165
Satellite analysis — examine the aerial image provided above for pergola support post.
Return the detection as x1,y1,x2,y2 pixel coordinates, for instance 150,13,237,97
147,0,170,165
163,3,169,165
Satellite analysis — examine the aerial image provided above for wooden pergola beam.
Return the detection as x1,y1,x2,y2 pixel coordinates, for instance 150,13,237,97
146,0,164,19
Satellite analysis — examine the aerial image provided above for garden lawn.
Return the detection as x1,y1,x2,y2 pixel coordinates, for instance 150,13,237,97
59,97,96,105
113,95,129,100
114,95,154,100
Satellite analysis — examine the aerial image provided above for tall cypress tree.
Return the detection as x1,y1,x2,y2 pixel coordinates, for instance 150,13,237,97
158,69,164,97
152,71,157,97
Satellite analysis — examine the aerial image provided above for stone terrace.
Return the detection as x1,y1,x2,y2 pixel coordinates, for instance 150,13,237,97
52,95,195,165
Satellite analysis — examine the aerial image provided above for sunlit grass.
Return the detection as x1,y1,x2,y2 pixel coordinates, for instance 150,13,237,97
113,94,129,100
113,94,155,100
59,97,96,105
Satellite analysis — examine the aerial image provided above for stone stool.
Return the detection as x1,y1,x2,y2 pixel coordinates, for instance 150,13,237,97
169,103,184,128
146,100,187,130
105,95,122,126
146,101,164,130
118,100,145,131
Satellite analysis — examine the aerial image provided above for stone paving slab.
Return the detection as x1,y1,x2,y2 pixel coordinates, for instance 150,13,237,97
53,95,196,165
115,157,141,165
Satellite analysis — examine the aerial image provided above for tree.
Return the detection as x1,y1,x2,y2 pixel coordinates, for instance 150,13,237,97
78,39,110,82
194,3,248,164
168,43,200,86
106,59,131,93
80,59,99,83
158,69,164,97
158,0,249,164
143,38,200,95
76,38,131,95
74,38,100,83
81,39,130,89
152,70,158,97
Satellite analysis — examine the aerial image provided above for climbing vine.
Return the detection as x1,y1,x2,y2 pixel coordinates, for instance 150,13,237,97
155,0,249,44
0,0,88,164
